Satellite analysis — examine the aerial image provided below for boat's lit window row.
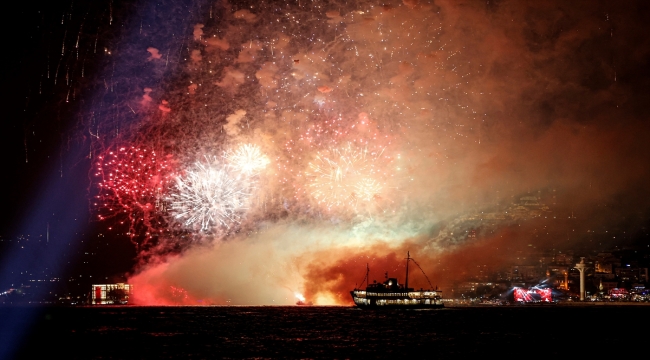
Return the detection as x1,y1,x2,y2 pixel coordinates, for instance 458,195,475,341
376,299,422,305
362,292,441,298
366,292,409,297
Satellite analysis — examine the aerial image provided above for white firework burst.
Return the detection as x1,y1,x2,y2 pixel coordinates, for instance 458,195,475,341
225,143,270,176
353,178,383,202
168,157,250,232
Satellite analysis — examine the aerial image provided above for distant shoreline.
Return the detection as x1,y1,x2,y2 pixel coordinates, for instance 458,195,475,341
447,301,650,307
2,302,650,308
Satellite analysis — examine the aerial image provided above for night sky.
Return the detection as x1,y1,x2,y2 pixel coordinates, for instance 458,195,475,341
1,0,650,306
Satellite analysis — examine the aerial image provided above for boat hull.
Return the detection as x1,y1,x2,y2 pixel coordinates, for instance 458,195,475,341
353,302,445,309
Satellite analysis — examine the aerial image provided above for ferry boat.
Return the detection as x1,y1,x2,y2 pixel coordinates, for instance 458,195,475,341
350,252,444,308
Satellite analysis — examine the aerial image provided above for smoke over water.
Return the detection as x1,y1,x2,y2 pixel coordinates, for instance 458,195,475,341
88,0,650,304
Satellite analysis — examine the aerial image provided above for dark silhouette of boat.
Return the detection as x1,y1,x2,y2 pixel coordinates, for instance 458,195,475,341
350,252,443,308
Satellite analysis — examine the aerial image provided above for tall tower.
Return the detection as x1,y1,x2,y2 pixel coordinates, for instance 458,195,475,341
575,258,588,301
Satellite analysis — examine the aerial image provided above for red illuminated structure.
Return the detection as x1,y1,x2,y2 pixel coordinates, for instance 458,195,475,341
609,288,629,299
535,288,552,302
513,287,553,303
514,287,533,302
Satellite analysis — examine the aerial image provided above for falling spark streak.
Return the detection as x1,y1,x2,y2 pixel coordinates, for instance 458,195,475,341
168,157,251,232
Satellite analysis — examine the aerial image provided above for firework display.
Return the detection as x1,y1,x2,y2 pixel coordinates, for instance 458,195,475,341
93,146,175,239
306,143,385,209
90,1,466,239
225,144,270,176
167,157,251,232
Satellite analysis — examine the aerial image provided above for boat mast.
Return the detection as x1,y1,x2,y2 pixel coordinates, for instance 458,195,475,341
365,263,369,288
405,251,410,290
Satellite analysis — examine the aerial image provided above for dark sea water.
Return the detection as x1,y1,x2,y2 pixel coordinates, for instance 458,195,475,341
3,305,648,359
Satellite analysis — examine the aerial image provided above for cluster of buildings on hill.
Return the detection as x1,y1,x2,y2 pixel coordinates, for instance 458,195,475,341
434,192,565,248
429,191,649,303
453,247,650,302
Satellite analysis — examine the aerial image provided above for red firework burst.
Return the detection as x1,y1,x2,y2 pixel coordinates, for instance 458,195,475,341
93,146,176,241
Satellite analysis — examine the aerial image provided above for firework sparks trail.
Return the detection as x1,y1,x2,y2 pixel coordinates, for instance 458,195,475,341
306,143,384,209
354,178,384,202
225,143,270,176
169,286,189,303
168,157,251,232
93,146,175,241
